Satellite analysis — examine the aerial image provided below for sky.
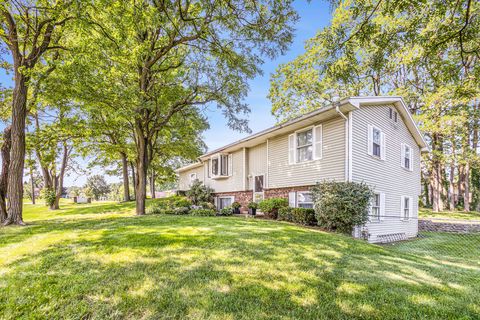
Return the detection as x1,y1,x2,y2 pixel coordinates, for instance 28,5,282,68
0,1,333,187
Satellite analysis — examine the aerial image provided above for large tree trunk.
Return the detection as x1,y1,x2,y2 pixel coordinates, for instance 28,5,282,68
130,161,136,198
0,126,12,223
121,152,130,202
134,123,148,215
30,166,36,205
449,163,455,211
431,133,445,212
51,144,69,210
464,162,470,212
150,170,156,199
4,73,28,225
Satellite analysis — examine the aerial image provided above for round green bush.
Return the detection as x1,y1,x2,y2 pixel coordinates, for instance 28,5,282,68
220,206,233,216
312,181,373,234
258,198,288,219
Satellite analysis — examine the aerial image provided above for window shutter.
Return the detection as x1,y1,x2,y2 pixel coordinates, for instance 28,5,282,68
408,196,413,219
409,147,414,172
288,134,295,164
228,154,233,176
288,192,296,207
314,125,323,159
380,193,386,221
401,143,405,168
400,196,405,219
380,132,386,160
214,196,218,208
367,125,373,155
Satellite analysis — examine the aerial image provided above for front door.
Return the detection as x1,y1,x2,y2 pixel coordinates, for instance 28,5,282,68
253,175,264,202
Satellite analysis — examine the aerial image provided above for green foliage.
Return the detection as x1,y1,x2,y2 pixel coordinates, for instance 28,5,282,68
186,180,214,205
42,188,57,208
312,181,374,234
258,198,288,219
147,196,191,214
200,202,216,210
231,202,241,209
84,175,110,201
247,202,258,209
190,208,216,217
278,207,317,226
220,206,233,216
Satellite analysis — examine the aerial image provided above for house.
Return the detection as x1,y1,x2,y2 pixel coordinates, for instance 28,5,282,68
176,96,428,242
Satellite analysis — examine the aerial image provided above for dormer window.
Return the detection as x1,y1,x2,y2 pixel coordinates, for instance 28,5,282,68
210,153,232,178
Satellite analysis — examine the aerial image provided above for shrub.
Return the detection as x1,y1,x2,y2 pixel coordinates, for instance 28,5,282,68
291,208,316,225
220,206,233,216
147,196,191,214
277,207,316,225
173,207,190,215
42,188,57,207
278,207,293,221
200,202,216,210
258,198,288,219
312,181,374,234
190,208,216,216
186,180,214,205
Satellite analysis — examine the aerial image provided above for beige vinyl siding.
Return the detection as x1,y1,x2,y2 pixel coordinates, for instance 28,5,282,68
351,104,421,242
178,166,205,191
268,116,346,188
203,149,244,192
247,143,267,190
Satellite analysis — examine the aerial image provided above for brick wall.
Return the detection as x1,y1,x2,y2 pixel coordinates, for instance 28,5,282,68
264,185,314,199
214,190,253,212
214,185,315,212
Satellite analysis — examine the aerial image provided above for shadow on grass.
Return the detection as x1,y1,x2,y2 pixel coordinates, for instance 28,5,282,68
0,214,479,319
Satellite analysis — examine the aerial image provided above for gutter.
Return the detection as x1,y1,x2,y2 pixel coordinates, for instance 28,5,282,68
336,106,350,181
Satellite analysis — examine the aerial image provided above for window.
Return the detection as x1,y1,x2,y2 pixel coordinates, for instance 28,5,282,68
372,127,381,157
371,193,381,221
189,173,197,183
401,143,412,171
297,191,313,208
394,111,398,122
401,196,412,220
296,129,313,162
210,154,231,177
368,125,385,160
218,196,233,209
211,158,219,176
254,175,264,193
288,125,322,164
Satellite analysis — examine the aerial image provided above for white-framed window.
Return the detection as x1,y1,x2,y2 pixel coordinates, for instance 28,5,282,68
401,196,413,220
217,196,234,209
210,154,232,177
401,143,413,171
367,125,385,160
370,192,385,222
288,191,313,208
189,173,197,183
296,129,313,162
288,125,322,164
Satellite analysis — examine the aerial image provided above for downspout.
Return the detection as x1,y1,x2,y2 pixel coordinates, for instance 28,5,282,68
336,106,350,182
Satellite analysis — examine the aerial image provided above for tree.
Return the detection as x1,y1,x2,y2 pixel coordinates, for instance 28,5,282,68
0,1,74,224
72,0,298,216
84,175,110,201
270,0,479,213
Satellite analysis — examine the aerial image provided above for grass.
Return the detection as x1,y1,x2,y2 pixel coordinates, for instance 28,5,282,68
419,208,480,221
0,200,479,319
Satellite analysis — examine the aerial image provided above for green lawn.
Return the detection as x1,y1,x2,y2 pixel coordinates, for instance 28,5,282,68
419,208,480,221
1,201,479,319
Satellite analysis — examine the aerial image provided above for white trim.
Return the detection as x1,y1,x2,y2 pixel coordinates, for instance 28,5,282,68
266,139,269,188
368,125,385,161
242,147,247,190
401,143,413,171
348,111,353,181
313,124,323,160
217,196,235,209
